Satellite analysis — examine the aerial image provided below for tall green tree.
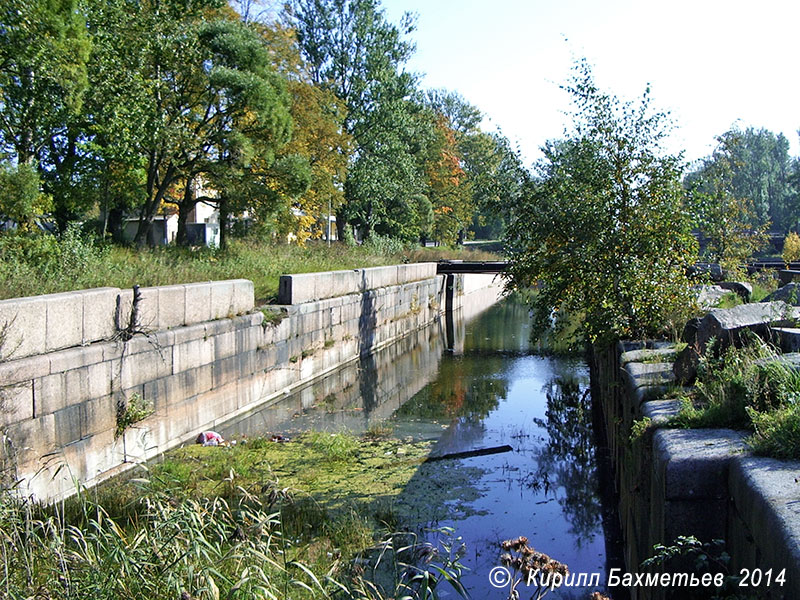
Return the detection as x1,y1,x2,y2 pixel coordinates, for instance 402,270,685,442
686,127,796,231
55,1,292,245
505,61,697,344
463,132,528,240
0,163,52,228
423,90,528,240
103,3,294,246
55,0,154,239
424,88,482,136
0,0,90,230
255,22,351,243
0,0,90,167
286,0,429,241
685,133,770,271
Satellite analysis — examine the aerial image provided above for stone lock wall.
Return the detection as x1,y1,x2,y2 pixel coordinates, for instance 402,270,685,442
0,265,505,502
592,343,800,600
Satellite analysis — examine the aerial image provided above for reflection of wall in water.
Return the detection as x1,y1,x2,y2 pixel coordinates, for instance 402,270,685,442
449,274,506,355
219,318,447,438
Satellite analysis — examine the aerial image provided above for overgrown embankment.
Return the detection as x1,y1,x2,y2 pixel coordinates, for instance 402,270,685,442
592,298,800,599
0,431,472,600
0,233,499,303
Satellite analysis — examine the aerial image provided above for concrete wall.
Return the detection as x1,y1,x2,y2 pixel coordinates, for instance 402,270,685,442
277,263,438,305
0,280,254,360
592,343,800,600
0,265,504,502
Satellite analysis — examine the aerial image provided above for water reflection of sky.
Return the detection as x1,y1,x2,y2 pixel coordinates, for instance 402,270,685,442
410,360,607,597
392,300,615,598
217,297,620,598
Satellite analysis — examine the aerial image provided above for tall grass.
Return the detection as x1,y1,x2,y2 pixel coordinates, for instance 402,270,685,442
0,232,500,303
0,485,322,600
672,335,800,458
0,479,468,600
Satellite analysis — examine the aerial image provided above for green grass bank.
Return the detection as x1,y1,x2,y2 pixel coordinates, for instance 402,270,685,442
0,232,500,303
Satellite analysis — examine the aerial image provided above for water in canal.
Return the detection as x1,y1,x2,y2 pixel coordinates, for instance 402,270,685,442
218,297,624,599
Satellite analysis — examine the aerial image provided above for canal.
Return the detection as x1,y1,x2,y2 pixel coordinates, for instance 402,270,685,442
218,296,625,598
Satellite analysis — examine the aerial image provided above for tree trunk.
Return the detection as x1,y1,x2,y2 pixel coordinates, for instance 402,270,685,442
176,178,195,246
108,206,126,244
135,160,176,247
336,207,346,242
219,198,229,251
134,210,155,247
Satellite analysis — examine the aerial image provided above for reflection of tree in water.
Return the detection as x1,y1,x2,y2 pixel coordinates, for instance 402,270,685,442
531,376,602,546
463,299,533,355
394,298,532,424
394,355,508,423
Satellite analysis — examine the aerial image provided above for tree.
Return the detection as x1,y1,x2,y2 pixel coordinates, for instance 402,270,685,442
504,61,697,344
463,132,528,240
0,0,90,231
82,2,293,246
424,113,470,246
686,127,796,231
425,89,482,136
54,0,155,239
286,0,427,241
0,0,90,167
0,163,52,229
256,22,351,243
423,90,528,241
343,95,437,241
685,133,769,272
149,14,293,246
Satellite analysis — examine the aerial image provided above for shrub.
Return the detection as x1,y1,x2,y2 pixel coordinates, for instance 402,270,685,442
0,226,109,296
362,233,408,256
782,231,800,265
678,337,800,427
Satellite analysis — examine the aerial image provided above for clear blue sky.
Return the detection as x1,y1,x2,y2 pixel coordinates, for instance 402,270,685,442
382,0,800,166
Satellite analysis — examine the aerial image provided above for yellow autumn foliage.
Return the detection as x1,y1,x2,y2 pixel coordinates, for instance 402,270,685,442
783,232,800,265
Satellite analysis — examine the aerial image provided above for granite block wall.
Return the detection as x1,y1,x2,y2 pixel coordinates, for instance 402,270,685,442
0,266,504,502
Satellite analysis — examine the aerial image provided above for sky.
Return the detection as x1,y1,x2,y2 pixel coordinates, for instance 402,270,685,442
381,0,800,167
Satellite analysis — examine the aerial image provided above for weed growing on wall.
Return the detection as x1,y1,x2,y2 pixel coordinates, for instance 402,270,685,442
672,335,800,459
115,392,153,438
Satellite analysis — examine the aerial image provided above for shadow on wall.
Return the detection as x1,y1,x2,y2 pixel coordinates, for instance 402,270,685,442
357,271,377,356
358,271,379,412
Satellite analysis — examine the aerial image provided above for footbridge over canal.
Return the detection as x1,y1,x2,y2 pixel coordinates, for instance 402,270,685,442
435,262,507,351
435,260,508,274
